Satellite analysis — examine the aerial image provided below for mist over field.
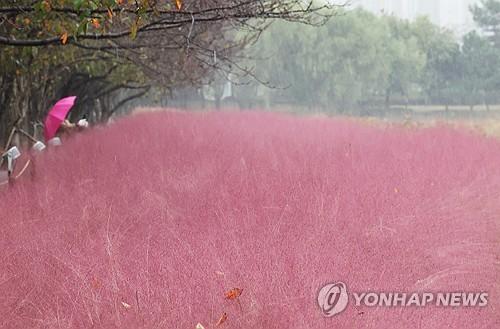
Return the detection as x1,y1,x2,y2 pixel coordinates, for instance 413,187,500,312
1,111,499,328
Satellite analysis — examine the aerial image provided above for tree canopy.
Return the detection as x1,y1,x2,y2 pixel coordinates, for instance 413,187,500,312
231,7,500,114
0,0,334,144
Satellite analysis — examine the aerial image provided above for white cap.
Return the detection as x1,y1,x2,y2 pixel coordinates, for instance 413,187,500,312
77,119,89,128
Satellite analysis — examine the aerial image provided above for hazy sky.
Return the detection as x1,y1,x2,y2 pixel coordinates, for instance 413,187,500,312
350,0,482,33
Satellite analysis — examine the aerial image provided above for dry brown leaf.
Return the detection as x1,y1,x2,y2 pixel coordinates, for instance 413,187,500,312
175,0,182,10
90,277,101,289
215,312,227,326
60,32,68,45
42,0,51,11
107,8,114,20
91,18,100,29
224,288,243,300
121,301,131,309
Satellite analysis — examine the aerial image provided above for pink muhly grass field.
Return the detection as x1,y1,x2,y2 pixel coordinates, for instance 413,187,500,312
0,111,499,329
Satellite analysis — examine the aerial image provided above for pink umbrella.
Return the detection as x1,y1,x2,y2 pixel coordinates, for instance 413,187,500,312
44,96,77,141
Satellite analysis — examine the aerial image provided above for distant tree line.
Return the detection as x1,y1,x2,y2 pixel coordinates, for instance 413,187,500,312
231,1,500,114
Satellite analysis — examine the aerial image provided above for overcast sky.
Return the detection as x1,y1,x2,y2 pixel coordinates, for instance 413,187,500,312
349,0,482,33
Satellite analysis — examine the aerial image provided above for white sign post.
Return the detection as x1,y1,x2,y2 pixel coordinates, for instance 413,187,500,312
2,146,21,175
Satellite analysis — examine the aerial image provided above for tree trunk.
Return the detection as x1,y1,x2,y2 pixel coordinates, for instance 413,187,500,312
0,76,15,146
385,89,391,110
200,88,206,109
215,96,221,110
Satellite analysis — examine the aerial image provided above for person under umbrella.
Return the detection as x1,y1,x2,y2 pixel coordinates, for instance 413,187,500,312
44,96,88,145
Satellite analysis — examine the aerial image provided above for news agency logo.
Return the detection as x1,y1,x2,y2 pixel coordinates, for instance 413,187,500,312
317,282,349,316
318,282,489,317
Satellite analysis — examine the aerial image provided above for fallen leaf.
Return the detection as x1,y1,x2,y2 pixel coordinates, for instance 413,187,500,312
107,8,114,20
42,0,51,12
175,0,182,10
195,323,205,329
121,301,131,309
60,32,68,45
215,312,227,326
90,277,101,289
91,18,100,29
225,288,243,300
